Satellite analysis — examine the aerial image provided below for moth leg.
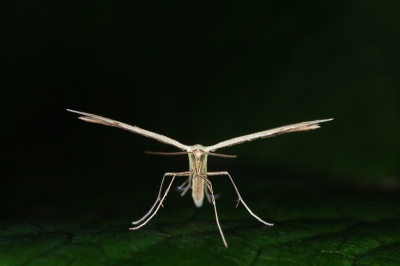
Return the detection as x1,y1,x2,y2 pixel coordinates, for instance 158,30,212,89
206,171,274,227
204,184,212,203
131,172,169,225
205,171,240,204
131,171,192,226
177,177,192,197
177,178,189,190
201,175,228,248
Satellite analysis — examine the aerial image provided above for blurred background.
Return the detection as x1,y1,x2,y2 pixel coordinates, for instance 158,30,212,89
1,1,399,222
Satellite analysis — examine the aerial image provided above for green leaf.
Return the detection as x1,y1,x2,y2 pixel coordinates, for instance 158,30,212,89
1,176,399,266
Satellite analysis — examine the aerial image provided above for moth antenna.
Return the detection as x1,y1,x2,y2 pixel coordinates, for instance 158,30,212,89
145,151,189,156
207,153,237,158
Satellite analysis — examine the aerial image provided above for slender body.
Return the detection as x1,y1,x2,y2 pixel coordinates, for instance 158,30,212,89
67,109,333,247
189,144,208,207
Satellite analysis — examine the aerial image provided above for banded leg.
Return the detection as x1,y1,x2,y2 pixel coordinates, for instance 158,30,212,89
206,171,274,226
131,171,192,226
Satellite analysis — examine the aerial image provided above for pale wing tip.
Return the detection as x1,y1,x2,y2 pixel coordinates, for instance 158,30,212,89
67,109,90,118
317,118,334,123
67,109,91,121
78,117,91,122
67,109,80,114
304,118,334,130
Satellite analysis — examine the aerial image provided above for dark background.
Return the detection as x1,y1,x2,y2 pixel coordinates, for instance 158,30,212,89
1,1,399,222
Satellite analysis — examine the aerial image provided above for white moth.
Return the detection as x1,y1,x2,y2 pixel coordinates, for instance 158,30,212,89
67,109,332,247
